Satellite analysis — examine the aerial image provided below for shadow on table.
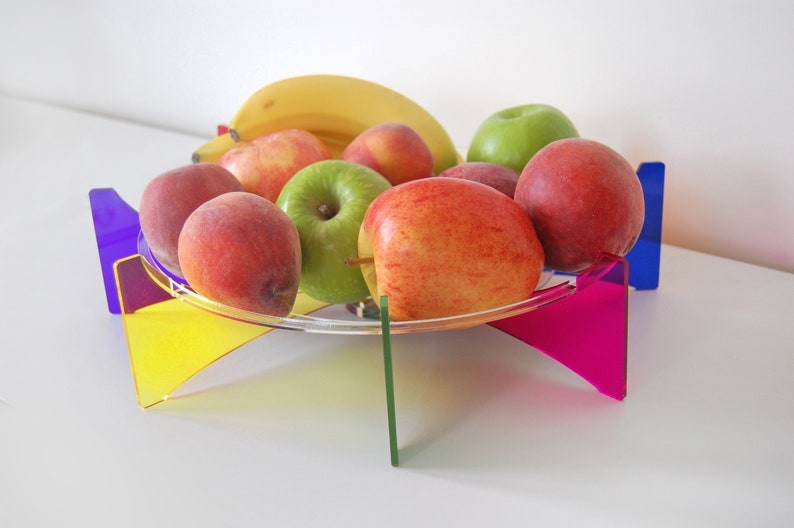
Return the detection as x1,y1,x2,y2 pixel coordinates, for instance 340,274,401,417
150,322,623,470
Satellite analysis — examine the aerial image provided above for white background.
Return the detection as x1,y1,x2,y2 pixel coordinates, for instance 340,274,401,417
1,0,793,273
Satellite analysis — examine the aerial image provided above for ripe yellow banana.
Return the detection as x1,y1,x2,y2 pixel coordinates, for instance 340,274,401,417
191,132,243,164
226,74,459,174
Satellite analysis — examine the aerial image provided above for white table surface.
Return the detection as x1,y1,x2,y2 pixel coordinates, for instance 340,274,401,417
2,94,793,527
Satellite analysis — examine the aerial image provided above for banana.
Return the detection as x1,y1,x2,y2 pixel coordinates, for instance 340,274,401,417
226,74,459,174
191,132,243,164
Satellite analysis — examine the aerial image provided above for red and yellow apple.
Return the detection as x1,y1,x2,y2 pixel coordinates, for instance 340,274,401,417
437,161,520,198
357,177,545,321
341,122,435,185
139,162,243,278
219,128,331,202
177,191,301,316
514,138,645,273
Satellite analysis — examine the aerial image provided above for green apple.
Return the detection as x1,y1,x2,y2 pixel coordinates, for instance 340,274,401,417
466,104,579,173
275,159,392,304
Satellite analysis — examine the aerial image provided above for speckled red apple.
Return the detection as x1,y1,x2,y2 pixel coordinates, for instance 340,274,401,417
341,122,435,185
177,192,301,316
219,128,331,202
438,161,520,198
514,138,645,273
357,177,545,321
139,162,243,277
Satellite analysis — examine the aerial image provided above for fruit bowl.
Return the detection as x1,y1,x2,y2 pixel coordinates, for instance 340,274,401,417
90,158,664,467
90,161,663,467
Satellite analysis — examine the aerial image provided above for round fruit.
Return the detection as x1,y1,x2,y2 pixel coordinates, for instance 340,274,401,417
358,177,546,321
341,122,435,184
467,104,579,173
276,160,392,305
438,161,520,198
139,163,243,278
514,138,645,273
177,191,301,317
218,128,331,202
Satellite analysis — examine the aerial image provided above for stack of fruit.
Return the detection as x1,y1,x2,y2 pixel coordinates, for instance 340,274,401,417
139,75,644,322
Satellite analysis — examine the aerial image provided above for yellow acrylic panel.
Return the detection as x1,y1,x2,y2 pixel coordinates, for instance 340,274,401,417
114,255,328,408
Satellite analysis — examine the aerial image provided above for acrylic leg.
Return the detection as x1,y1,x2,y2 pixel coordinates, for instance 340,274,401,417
379,296,400,467
114,255,275,407
89,188,142,314
489,255,629,401
626,162,665,290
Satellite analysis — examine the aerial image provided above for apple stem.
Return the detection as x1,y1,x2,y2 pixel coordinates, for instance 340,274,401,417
345,256,375,267
318,203,337,220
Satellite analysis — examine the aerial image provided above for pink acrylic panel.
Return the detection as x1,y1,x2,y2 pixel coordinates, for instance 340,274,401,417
488,254,628,400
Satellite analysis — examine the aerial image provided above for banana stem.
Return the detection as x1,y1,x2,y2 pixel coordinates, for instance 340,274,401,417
345,256,375,267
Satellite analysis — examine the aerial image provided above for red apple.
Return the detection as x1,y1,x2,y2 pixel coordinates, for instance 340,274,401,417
357,177,545,321
514,138,645,273
177,191,301,317
139,162,243,278
341,122,435,185
437,161,520,198
219,128,331,202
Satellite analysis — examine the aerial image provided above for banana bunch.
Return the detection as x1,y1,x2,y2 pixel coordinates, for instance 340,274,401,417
192,74,459,174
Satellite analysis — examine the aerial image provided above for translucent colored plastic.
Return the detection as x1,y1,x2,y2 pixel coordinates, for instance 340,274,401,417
90,188,142,314
382,255,628,466
90,161,664,465
625,162,665,290
110,254,329,407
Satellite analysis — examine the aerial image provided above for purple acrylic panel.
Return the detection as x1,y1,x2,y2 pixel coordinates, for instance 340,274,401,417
115,256,174,314
89,188,143,314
